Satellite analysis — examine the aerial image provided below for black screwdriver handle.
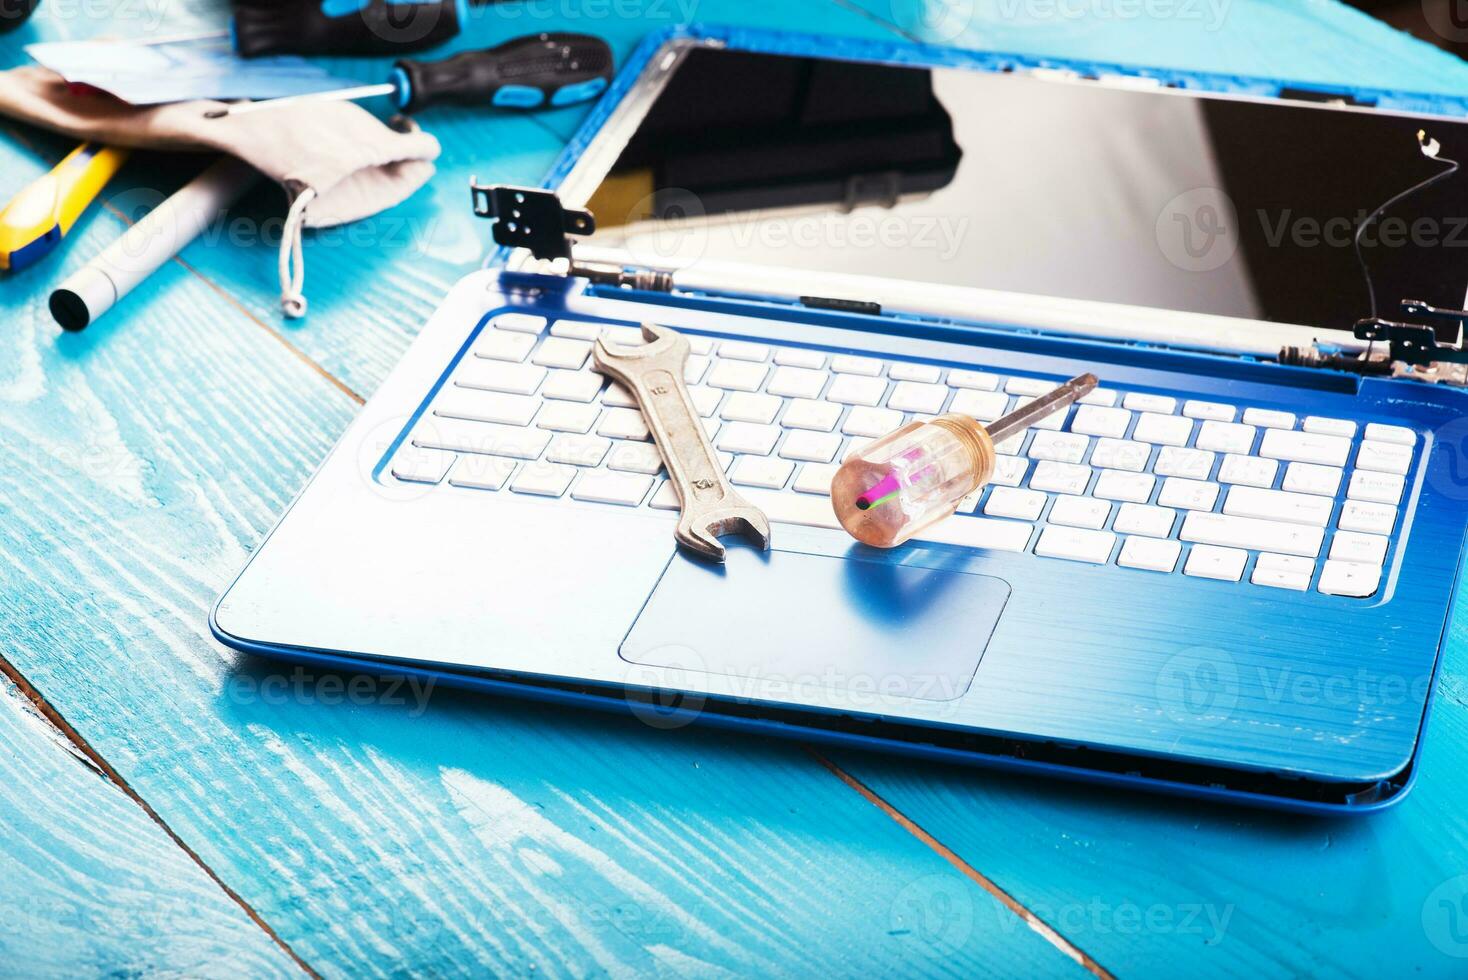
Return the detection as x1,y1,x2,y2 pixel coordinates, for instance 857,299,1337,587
233,0,464,58
392,32,613,113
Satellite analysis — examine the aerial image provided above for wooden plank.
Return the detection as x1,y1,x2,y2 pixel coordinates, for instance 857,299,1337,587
33,0,906,403
0,672,298,977
0,146,1086,974
849,0,1468,94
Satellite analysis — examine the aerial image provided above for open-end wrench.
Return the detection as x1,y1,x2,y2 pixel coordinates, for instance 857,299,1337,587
593,324,771,562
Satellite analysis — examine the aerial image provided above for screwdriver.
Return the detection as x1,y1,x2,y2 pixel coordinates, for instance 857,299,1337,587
232,0,501,58
832,373,1100,548
206,32,612,118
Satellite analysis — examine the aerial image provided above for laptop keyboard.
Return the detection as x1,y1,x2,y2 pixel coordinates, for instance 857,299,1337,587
390,312,1417,599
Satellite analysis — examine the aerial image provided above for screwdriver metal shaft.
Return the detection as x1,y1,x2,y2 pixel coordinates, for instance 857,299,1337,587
985,373,1098,444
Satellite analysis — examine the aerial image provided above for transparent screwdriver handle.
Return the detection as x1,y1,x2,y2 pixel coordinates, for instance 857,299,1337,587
832,373,1097,548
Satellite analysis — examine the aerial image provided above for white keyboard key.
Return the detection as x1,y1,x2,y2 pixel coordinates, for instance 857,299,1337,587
707,360,770,392
1093,470,1155,503
719,340,769,362
475,329,537,362
686,335,713,355
1356,440,1412,475
827,374,888,407
572,470,653,506
950,389,1009,421
1347,469,1405,505
1183,400,1236,422
1217,454,1276,488
774,347,826,369
1035,526,1115,564
602,383,638,408
535,401,601,433
493,312,547,334
889,363,942,383
541,369,603,402
779,430,843,463
1157,477,1218,511
794,463,840,495
1330,530,1388,565
1154,446,1215,480
730,455,794,489
1070,405,1131,439
597,408,650,442
842,406,904,437
1281,462,1342,497
1049,495,1111,529
1028,431,1090,464
995,433,1026,456
1184,544,1247,582
457,359,545,396
735,488,840,530
511,461,576,497
1006,376,1055,396
545,433,610,467
720,392,782,424
1132,412,1193,446
1223,485,1332,526
985,487,1047,520
689,386,722,417
1180,511,1324,557
684,355,710,385
830,354,884,376
766,366,828,399
1090,439,1150,472
648,480,678,510
1079,388,1117,407
992,456,1030,487
391,447,455,484
1338,499,1397,535
532,337,593,370
447,453,516,490
1118,536,1181,572
1243,407,1295,430
1365,423,1414,446
1030,461,1091,495
1251,553,1315,592
888,381,949,414
1013,395,1068,430
549,319,601,340
1303,416,1356,438
1113,502,1175,537
1194,420,1256,454
413,417,552,460
600,325,647,347
783,399,842,432
1259,429,1351,467
1318,560,1381,598
648,480,679,510
1123,392,1176,414
607,441,664,475
948,369,1000,390
435,389,539,426
716,422,781,456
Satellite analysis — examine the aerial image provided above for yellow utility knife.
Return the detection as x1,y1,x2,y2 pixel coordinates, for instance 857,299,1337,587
0,143,129,272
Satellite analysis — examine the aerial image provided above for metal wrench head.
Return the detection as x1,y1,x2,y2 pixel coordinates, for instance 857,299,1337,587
592,323,687,375
675,501,772,563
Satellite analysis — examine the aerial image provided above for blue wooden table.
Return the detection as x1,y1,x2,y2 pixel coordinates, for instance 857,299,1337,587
3,1,1468,975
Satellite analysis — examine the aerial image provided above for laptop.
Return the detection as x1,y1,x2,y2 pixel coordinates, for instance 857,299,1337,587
213,27,1468,814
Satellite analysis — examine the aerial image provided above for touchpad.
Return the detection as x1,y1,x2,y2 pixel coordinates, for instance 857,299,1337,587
620,546,1010,702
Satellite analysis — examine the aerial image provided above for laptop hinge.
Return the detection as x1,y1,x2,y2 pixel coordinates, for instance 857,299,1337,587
470,181,672,292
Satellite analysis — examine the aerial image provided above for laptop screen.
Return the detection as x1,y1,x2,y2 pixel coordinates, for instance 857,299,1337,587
581,46,1468,338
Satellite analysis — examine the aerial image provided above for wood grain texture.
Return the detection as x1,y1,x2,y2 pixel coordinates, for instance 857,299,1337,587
0,147,1082,974
0,674,296,978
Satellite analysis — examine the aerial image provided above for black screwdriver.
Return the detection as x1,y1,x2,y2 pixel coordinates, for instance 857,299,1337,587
206,32,613,118
232,0,502,58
